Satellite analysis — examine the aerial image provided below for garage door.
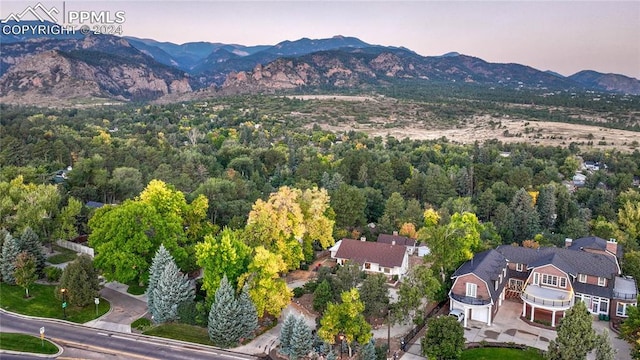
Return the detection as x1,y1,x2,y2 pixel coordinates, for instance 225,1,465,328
471,307,489,322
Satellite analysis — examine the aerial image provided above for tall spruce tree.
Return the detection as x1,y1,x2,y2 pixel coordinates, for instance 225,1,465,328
208,275,243,348
537,184,557,230
238,285,258,341
55,254,100,306
546,301,596,360
1,233,21,284
147,244,174,313
150,261,194,323
289,316,313,360
280,313,297,355
510,188,540,242
18,227,46,276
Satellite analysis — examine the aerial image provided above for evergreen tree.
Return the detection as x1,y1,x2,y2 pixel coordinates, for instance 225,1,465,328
326,350,337,360
18,227,46,276
546,301,596,360
1,233,21,284
595,329,616,360
510,188,540,242
56,254,100,307
14,252,37,297
238,285,258,341
147,244,174,313
537,184,557,229
280,312,297,355
150,261,195,323
289,316,313,360
359,339,376,360
313,279,333,314
208,275,243,348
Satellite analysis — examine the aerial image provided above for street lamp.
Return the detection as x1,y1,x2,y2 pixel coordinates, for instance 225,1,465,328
338,333,344,360
60,288,67,319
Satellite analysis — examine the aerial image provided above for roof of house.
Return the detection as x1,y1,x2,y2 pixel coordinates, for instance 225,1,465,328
377,234,417,247
573,281,612,298
496,242,619,278
85,201,105,208
569,236,622,257
334,238,407,268
452,249,507,302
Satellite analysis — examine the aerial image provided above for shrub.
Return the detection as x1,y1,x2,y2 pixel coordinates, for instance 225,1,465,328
132,317,152,331
44,266,62,282
293,287,306,298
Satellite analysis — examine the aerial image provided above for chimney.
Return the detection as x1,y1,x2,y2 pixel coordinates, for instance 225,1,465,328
606,238,618,256
565,238,573,248
392,240,396,246
360,236,366,242
393,231,398,236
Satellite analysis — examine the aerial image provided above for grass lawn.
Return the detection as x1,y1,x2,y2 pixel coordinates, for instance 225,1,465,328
0,283,110,323
46,246,77,264
126,281,146,295
144,323,212,346
0,332,59,354
460,347,544,360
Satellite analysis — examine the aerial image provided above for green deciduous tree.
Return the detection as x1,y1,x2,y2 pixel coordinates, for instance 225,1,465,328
621,301,640,360
359,273,389,318
421,315,464,360
55,254,100,307
150,260,195,324
239,246,292,318
595,329,616,360
196,228,251,298
546,301,596,360
14,252,37,297
393,264,441,323
318,288,372,357
313,279,334,314
619,201,640,248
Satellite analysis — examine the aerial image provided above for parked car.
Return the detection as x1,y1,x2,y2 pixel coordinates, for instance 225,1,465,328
448,308,465,322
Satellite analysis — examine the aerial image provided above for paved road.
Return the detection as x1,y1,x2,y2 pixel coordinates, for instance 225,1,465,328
0,311,257,360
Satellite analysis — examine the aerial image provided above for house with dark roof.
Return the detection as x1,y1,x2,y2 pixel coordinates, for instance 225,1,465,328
330,238,409,279
377,232,417,255
449,236,637,328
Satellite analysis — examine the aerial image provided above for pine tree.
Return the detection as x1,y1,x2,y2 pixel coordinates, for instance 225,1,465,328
150,261,194,323
280,313,297,355
208,275,243,348
18,227,46,276
238,285,258,341
595,329,616,360
289,316,313,360
56,254,100,306
359,339,376,360
147,244,174,313
326,349,337,360
546,301,596,360
537,184,557,229
14,252,37,297
1,233,21,284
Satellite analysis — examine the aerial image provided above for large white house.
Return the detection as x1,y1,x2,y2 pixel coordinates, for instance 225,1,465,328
331,238,409,279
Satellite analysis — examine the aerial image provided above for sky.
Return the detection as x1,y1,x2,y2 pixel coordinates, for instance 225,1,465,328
2,1,640,79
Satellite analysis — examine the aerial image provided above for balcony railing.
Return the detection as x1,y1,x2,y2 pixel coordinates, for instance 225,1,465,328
450,292,491,306
613,291,638,300
521,290,572,308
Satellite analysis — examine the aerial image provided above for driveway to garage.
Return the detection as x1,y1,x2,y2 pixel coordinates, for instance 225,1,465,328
464,300,632,360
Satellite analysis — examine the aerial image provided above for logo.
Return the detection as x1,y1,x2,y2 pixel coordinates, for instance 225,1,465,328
1,2,59,23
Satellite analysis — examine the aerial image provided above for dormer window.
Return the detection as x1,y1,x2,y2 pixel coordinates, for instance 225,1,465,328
578,274,587,283
598,277,607,287
516,263,524,272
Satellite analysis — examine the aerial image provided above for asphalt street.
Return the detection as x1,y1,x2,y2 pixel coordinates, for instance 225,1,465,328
0,311,257,360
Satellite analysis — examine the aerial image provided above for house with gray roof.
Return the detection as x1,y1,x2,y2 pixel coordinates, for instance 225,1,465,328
450,236,637,328
331,238,409,279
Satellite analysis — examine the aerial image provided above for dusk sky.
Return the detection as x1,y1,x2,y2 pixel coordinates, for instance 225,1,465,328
3,1,640,79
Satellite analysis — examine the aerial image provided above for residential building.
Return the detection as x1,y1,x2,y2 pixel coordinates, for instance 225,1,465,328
377,232,417,255
449,236,637,328
330,238,409,279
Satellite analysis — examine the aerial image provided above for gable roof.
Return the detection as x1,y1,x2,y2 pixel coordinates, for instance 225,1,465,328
452,249,507,302
377,234,417,247
335,238,406,268
496,243,619,278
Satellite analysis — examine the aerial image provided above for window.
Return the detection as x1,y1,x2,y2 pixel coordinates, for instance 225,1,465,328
516,263,524,272
598,277,607,287
617,303,637,317
383,267,391,274
560,277,567,288
466,283,477,298
533,273,539,285
364,263,371,270
578,274,587,283
542,274,559,287
494,280,498,291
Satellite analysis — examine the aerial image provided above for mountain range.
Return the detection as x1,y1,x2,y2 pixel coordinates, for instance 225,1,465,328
1,24,638,104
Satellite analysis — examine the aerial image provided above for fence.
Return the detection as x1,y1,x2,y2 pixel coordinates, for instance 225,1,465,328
55,239,94,258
